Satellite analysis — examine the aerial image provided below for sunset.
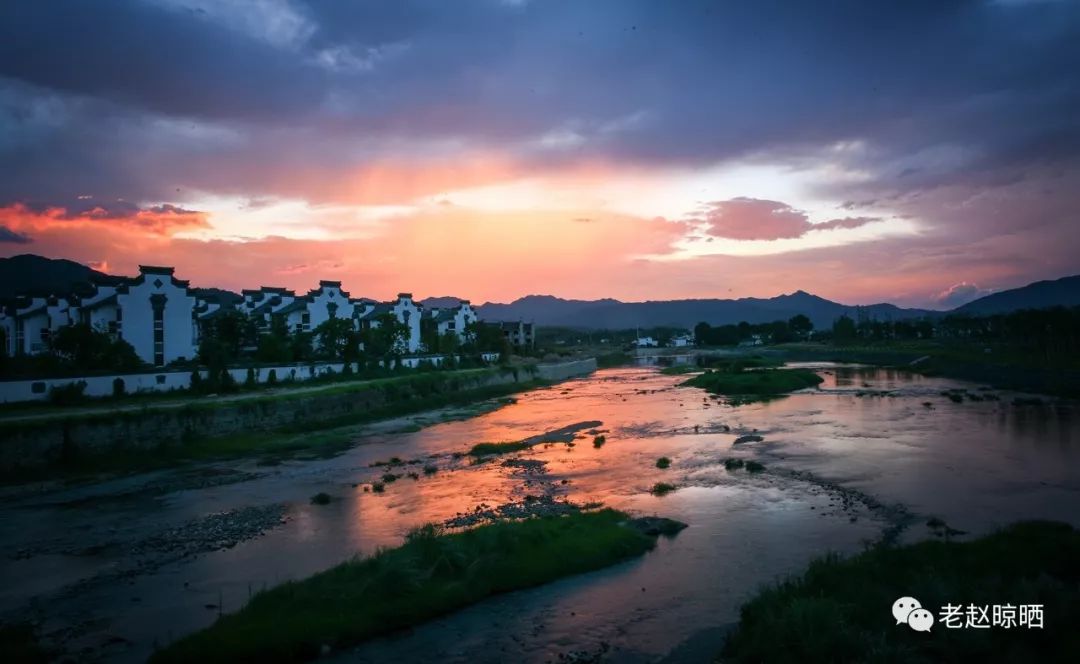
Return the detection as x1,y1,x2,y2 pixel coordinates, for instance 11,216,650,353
2,3,1079,663
3,1,1078,305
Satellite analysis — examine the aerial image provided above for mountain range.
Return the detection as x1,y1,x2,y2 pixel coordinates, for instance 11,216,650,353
2,254,1078,329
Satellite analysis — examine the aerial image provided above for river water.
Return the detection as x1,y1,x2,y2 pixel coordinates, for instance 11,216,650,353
1,364,1077,662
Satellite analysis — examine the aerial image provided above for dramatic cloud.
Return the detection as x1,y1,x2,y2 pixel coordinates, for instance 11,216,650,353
936,282,993,308
695,198,878,241
0,202,209,236
0,1,1078,305
0,225,31,244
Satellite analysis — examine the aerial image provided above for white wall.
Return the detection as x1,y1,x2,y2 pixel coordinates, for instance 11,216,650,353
0,353,502,403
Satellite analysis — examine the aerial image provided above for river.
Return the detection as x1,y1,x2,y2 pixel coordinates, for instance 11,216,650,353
1,363,1077,662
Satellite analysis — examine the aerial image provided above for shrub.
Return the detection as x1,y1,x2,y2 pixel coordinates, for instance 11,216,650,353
656,456,671,469
244,367,257,388
650,482,677,496
371,482,385,493
423,465,438,475
267,369,277,385
745,460,766,473
112,377,126,398
593,435,606,448
724,458,745,470
48,380,87,406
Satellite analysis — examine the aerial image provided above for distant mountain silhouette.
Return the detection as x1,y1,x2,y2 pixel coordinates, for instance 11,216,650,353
0,254,106,299
475,292,936,329
954,275,1080,315
5,255,1078,328
0,254,243,302
419,296,469,308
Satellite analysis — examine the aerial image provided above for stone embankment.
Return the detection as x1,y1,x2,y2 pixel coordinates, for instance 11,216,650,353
0,358,597,472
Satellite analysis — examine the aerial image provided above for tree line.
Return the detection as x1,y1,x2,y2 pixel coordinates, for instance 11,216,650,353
0,310,511,381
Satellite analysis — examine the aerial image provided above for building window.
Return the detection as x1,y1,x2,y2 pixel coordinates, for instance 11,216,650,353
151,294,167,367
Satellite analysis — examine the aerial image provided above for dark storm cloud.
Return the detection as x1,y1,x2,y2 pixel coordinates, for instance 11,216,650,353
0,226,32,244
1,0,1078,215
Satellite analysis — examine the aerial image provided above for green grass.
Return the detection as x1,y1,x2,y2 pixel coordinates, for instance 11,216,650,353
650,482,677,496
722,520,1080,662
656,456,672,469
745,460,766,473
467,440,531,456
151,509,674,663
592,435,606,448
596,351,633,368
724,458,745,470
659,365,699,375
682,368,823,398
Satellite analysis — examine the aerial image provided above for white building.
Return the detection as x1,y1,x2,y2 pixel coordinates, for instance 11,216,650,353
669,334,694,348
357,293,423,353
499,320,535,348
426,299,478,344
2,268,482,367
114,266,197,366
635,336,658,348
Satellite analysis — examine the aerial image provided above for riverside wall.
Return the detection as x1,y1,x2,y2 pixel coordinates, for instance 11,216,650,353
0,358,597,472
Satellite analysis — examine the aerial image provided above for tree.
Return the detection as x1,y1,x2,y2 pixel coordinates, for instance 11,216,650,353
200,310,256,363
50,323,143,372
467,321,510,356
361,313,409,361
313,317,356,360
420,317,440,353
255,315,293,362
438,330,460,356
832,315,857,344
788,314,813,340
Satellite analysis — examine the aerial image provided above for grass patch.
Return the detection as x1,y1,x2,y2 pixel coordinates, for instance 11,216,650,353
467,440,530,456
422,464,438,475
370,482,385,493
745,460,766,473
309,492,332,505
721,520,1080,662
724,458,745,470
659,365,699,375
151,509,677,663
592,435,606,448
682,368,823,399
596,351,632,368
656,456,671,469
650,482,677,496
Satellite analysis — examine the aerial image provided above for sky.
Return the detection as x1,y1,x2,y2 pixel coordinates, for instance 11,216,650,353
1,0,1079,308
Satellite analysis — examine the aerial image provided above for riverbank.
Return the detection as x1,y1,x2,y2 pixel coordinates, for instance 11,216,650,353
721,520,1080,661
681,367,823,401
0,359,597,478
151,509,684,663
776,342,1080,397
